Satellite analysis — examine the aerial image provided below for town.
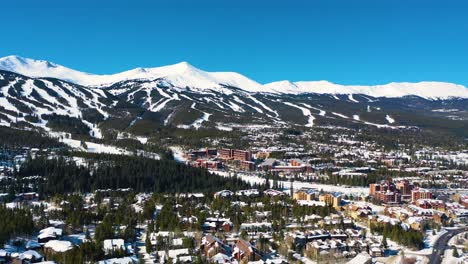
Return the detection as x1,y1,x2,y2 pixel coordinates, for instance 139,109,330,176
0,125,467,264
1,2,468,263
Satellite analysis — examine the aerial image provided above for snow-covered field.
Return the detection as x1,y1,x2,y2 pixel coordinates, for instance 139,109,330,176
50,132,159,159
60,137,130,155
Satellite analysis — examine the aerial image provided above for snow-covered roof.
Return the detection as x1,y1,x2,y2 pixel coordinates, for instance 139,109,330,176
103,239,125,251
211,253,231,263
346,252,371,264
38,227,63,239
44,240,73,252
20,250,42,260
97,257,135,264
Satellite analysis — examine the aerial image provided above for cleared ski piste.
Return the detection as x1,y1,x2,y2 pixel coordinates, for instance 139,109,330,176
50,131,160,159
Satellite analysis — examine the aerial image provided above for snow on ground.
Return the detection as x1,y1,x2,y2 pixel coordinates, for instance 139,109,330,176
216,123,233,131
363,121,391,128
135,136,148,144
246,94,279,117
386,115,395,124
442,249,465,264
138,230,156,264
348,94,359,102
177,103,212,129
3,56,468,99
50,131,159,160
152,98,173,112
225,100,245,112
425,229,447,248
233,95,264,114
192,112,211,129
442,231,468,264
169,146,187,163
283,102,315,127
211,170,368,196
301,103,326,116
448,231,467,247
61,137,130,155
432,108,459,113
82,120,103,139
404,229,448,257
431,153,468,165
331,112,349,119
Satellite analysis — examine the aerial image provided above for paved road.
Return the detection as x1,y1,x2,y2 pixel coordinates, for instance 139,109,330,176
428,227,468,264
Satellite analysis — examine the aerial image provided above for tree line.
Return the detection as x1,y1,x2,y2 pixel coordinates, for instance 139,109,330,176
370,222,424,249
0,205,34,247
16,152,251,196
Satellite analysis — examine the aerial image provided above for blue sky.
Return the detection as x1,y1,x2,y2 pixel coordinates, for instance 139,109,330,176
2,0,468,85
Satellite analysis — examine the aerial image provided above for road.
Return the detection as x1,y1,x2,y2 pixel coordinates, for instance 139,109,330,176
428,227,468,264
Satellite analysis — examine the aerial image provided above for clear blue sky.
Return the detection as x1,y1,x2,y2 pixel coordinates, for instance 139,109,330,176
3,0,468,85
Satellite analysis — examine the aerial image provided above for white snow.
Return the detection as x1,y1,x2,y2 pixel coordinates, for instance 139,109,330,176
246,94,278,117
331,112,349,119
386,115,395,124
152,98,173,112
212,170,368,196
353,115,360,121
0,56,269,93
301,103,326,116
169,146,187,163
3,55,468,99
44,240,73,252
283,102,315,127
225,100,244,112
216,124,233,131
177,103,211,129
348,94,359,103
266,79,468,99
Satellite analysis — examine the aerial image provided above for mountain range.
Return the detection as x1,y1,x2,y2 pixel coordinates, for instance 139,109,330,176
0,55,467,139
2,55,468,99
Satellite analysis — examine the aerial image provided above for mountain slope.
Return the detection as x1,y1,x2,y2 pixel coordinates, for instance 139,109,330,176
0,56,467,140
0,70,467,139
1,55,468,99
0,55,268,92
0,70,134,138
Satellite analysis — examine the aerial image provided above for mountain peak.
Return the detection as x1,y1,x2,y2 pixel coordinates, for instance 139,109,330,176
0,55,467,98
162,61,199,73
0,55,57,67
174,61,192,67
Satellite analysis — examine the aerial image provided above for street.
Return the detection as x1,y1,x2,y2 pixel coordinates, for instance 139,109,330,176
428,227,468,264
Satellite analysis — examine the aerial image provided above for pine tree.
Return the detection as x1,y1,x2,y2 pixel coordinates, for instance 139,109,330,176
382,235,388,248
145,232,152,254
85,228,91,240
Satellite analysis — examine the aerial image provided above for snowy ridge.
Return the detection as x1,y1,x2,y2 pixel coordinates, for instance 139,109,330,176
1,55,468,99
0,55,266,93
265,80,468,99
0,72,109,135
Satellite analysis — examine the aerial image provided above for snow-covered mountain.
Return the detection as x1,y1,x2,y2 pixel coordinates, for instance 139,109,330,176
0,55,266,92
0,55,467,138
264,80,468,99
1,55,468,99
0,68,467,136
